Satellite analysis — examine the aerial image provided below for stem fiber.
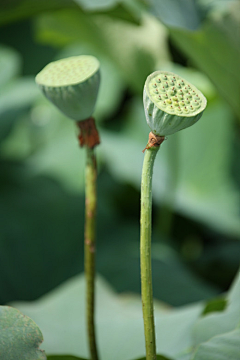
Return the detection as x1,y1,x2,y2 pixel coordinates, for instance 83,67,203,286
85,146,99,360
78,117,100,360
140,144,160,360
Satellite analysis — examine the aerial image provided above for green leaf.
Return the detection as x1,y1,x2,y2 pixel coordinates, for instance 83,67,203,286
47,356,88,360
150,0,203,30
192,273,240,346
10,275,203,360
0,156,216,307
0,45,21,88
0,78,39,143
35,10,169,93
168,5,240,121
0,159,85,304
163,88,240,238
201,297,227,316
0,306,46,360
193,328,240,360
0,0,140,26
0,0,76,26
136,355,172,360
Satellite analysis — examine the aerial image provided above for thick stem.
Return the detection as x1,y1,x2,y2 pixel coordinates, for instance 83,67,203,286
85,146,99,360
140,133,164,359
77,118,100,360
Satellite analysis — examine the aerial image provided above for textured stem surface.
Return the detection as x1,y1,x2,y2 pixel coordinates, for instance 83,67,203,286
140,146,159,360
85,146,99,360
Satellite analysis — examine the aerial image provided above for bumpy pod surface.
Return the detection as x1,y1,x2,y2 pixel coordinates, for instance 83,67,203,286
35,55,100,121
143,71,207,136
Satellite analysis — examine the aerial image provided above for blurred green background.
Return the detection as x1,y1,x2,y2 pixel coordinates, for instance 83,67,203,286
0,0,239,310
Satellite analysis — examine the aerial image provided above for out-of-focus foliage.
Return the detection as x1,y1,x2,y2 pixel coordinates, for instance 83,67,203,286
0,0,240,358
151,0,240,121
0,305,46,360
0,0,140,26
11,272,240,360
47,356,87,360
11,274,203,360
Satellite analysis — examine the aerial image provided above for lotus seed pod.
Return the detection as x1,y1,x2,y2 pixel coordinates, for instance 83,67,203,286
35,55,100,121
143,71,207,136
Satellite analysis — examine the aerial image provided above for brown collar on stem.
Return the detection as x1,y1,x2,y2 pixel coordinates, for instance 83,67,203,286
77,117,100,149
142,132,165,153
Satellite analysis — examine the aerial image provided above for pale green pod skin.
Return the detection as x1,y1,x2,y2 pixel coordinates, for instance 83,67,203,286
35,55,100,121
143,70,207,136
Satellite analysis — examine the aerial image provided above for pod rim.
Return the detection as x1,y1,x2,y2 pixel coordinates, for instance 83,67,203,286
35,55,100,88
144,70,207,118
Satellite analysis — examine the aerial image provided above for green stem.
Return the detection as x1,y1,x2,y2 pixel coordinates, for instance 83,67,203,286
85,146,99,360
140,146,160,360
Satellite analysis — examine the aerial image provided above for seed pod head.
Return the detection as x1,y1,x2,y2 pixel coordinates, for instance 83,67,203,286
35,55,100,121
143,71,207,136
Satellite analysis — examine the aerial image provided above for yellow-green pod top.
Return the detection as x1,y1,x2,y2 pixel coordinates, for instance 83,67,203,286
143,71,207,136
35,55,100,121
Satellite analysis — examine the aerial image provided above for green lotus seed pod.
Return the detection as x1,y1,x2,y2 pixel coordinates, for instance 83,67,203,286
35,55,100,121
143,71,207,136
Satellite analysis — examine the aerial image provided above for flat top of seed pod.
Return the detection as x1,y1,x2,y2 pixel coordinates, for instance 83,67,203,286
145,70,207,117
35,55,100,87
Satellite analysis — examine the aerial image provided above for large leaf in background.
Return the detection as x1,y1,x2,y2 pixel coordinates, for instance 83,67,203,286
0,78,39,143
137,356,172,360
0,45,39,143
172,100,240,237
149,0,238,31
0,159,85,304
90,13,169,93
0,305,46,360
0,0,75,25
192,273,240,346
35,10,169,93
0,0,139,26
155,2,240,121
11,274,203,360
0,45,21,87
74,0,122,10
27,106,86,192
150,0,203,30
193,328,240,360
48,357,87,360
190,274,240,359
0,157,218,306
74,0,142,23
